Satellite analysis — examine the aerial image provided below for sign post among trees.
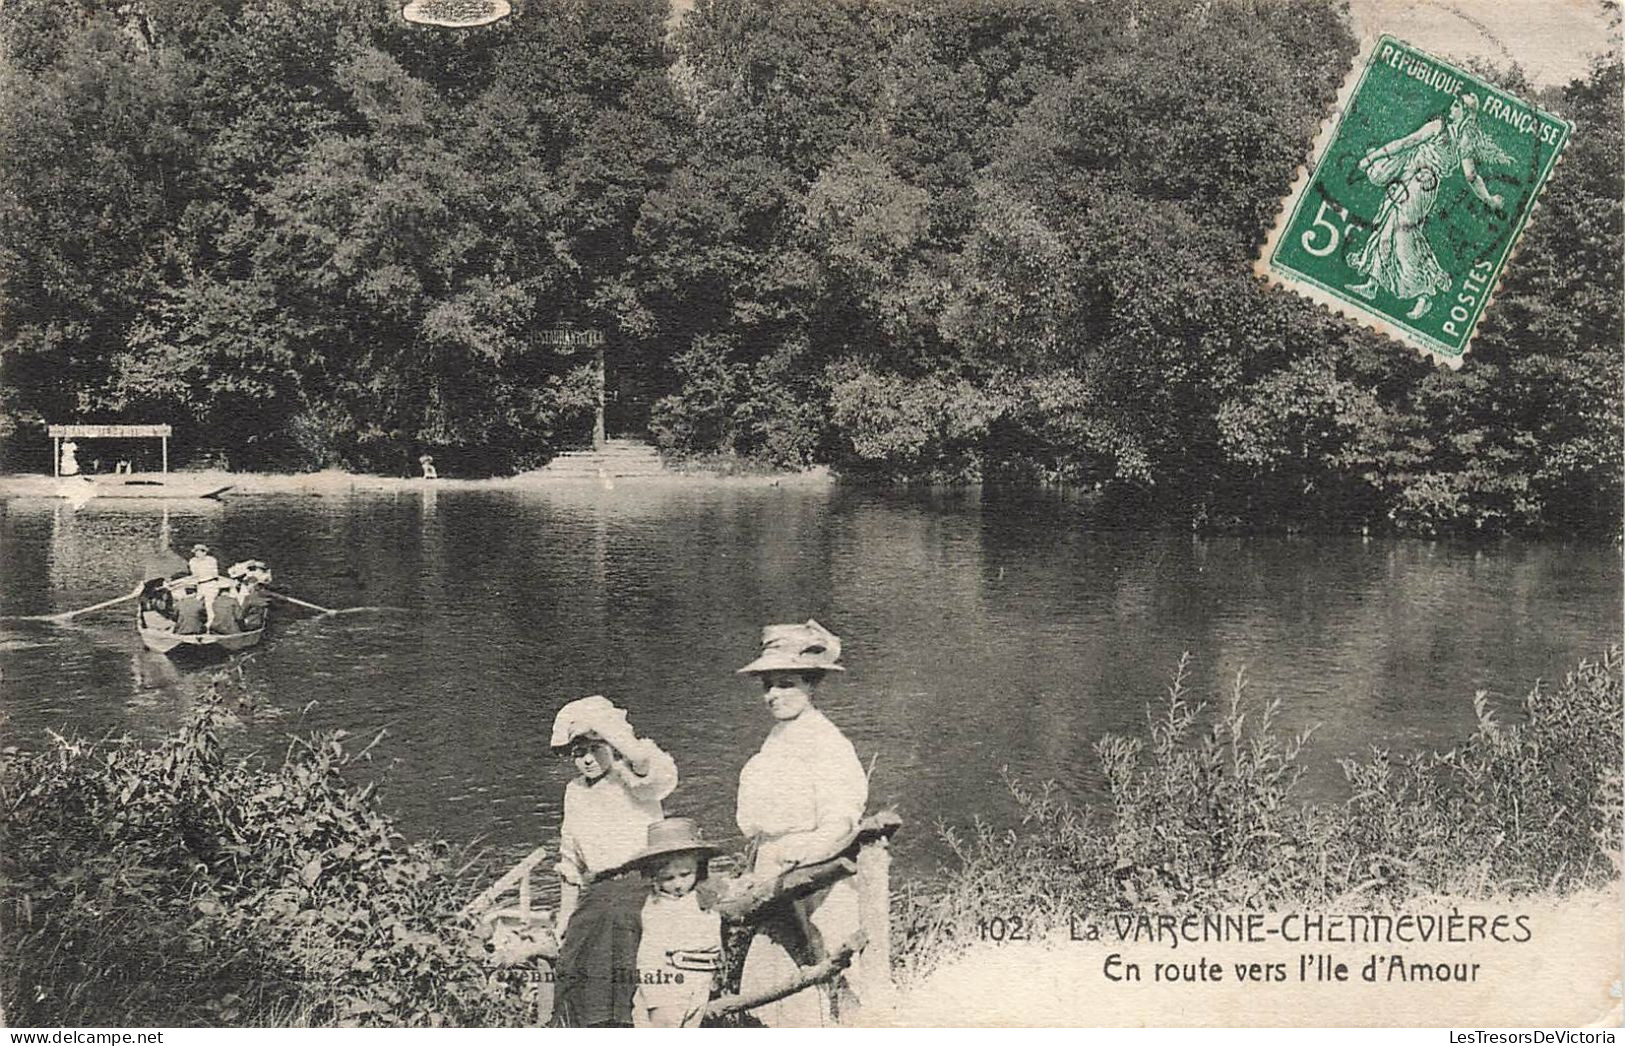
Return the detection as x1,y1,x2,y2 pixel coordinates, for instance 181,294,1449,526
541,327,609,450
594,342,607,452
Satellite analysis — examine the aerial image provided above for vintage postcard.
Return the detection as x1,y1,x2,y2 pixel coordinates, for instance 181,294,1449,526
0,0,1618,1035
1256,35,1573,367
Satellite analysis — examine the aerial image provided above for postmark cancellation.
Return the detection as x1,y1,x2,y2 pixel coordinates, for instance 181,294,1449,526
1255,36,1572,368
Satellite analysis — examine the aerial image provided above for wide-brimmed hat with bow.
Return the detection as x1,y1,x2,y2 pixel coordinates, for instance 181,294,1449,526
621,817,720,871
736,619,846,675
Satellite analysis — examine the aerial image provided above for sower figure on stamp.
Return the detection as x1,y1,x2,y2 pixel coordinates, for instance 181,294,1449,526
734,620,868,1027
548,695,679,1027
1346,92,1510,320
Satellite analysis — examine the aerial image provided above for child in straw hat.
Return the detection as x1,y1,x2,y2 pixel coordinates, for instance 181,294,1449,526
623,818,722,1027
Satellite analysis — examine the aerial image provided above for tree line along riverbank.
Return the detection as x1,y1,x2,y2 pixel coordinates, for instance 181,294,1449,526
1,0,1620,536
1,649,1616,1026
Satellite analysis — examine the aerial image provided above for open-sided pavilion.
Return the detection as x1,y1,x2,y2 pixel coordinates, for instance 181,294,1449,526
47,424,172,477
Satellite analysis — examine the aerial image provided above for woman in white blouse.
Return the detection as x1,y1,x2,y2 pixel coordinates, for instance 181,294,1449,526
547,695,678,1026
735,619,868,1027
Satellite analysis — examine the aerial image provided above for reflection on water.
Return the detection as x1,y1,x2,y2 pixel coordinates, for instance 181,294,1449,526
1,488,1618,880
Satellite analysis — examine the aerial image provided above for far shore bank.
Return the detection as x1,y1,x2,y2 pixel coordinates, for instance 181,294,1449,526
7,468,1619,541
0,465,835,500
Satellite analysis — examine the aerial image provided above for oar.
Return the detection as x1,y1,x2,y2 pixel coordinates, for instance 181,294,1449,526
3,584,144,624
265,589,338,615
265,589,403,617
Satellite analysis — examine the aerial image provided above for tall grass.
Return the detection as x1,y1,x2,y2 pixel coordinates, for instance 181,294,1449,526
0,674,532,1027
896,649,1623,983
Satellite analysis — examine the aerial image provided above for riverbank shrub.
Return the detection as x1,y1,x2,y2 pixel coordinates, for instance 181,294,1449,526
896,649,1623,982
0,674,532,1027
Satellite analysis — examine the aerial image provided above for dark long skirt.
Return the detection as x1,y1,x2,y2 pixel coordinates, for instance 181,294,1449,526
551,873,646,1027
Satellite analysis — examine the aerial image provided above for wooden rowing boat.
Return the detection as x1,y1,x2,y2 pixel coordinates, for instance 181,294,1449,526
137,610,267,655
56,474,234,501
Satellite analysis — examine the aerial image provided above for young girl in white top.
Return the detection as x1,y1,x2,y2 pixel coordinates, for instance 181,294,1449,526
548,695,678,1027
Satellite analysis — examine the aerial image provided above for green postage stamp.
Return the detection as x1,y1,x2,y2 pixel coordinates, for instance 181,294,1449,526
1256,36,1571,368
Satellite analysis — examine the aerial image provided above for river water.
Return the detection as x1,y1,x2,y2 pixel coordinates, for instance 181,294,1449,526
2,486,1618,882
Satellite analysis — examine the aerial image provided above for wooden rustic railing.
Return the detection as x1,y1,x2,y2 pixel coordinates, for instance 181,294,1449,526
461,843,553,930
702,931,867,1021
463,811,903,1024
704,810,902,1016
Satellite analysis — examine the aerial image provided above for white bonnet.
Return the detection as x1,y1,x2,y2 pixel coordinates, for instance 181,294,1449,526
549,694,633,749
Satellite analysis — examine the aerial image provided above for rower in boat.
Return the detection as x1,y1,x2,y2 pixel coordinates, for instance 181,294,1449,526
188,544,234,629
188,543,221,582
208,586,243,636
230,561,273,632
135,551,273,654
138,577,177,631
173,586,206,635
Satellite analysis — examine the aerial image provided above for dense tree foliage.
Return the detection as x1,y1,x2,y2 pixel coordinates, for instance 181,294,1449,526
1,0,679,473
1,0,1618,532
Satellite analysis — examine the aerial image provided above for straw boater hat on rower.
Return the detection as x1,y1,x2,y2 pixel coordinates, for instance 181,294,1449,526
227,560,273,585
736,618,845,674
